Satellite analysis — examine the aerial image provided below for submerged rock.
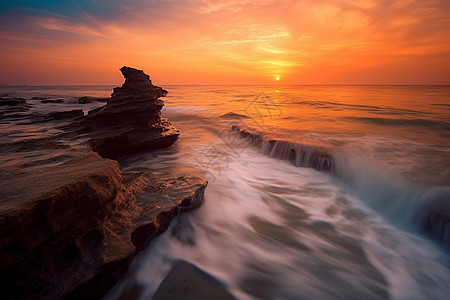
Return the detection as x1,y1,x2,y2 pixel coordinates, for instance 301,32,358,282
76,66,179,158
152,261,236,300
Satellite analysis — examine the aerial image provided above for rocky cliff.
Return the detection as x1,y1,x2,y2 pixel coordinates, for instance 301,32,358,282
0,67,207,299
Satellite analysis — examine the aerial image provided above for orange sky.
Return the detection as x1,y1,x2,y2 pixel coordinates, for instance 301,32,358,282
0,0,449,85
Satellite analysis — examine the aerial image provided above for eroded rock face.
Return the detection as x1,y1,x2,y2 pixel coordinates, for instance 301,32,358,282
0,68,207,299
0,140,207,299
79,66,179,159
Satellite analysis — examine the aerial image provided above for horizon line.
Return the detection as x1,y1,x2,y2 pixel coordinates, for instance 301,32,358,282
1,83,450,87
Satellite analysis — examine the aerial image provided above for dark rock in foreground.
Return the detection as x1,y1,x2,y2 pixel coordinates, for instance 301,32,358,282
75,66,179,159
152,261,236,300
0,67,207,299
0,141,207,299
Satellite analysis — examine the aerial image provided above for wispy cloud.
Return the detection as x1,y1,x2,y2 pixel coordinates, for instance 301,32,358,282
0,0,449,84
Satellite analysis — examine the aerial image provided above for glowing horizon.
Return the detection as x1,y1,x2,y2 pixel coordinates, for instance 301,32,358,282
1,0,449,85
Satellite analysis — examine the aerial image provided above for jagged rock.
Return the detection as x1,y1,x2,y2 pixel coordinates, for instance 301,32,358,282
0,139,207,299
75,66,179,158
45,110,84,120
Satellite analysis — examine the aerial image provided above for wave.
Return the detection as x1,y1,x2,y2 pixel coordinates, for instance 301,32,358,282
343,116,450,132
294,100,422,115
230,125,450,253
230,125,332,171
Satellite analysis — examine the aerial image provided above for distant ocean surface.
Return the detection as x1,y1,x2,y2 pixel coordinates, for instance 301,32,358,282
2,85,450,299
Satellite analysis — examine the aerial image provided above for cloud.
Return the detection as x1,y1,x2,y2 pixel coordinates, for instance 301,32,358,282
0,0,449,84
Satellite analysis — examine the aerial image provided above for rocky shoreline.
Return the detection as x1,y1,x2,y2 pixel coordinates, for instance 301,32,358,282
0,67,207,299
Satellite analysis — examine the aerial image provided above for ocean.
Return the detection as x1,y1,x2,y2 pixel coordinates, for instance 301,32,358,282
2,85,450,299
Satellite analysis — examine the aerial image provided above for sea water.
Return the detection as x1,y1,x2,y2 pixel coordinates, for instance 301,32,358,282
2,85,449,299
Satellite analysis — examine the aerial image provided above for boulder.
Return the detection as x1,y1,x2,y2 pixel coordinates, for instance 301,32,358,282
76,66,179,158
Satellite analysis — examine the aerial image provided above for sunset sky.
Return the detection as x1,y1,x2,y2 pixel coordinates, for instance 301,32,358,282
0,0,449,85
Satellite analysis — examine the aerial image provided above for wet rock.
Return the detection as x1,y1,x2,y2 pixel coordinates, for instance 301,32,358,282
31,96,49,100
0,141,207,299
0,147,136,300
0,97,31,122
45,110,84,120
126,172,207,253
0,67,207,299
0,97,27,106
41,99,64,103
420,196,450,252
153,261,235,300
75,66,179,159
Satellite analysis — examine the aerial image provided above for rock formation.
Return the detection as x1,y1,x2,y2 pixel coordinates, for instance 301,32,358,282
77,66,179,159
0,139,206,299
0,67,208,299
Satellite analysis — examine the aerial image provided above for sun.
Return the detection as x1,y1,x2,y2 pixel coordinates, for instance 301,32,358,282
275,75,280,81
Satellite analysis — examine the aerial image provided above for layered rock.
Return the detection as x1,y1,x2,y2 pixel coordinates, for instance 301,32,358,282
77,66,179,159
0,140,207,299
0,67,207,299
